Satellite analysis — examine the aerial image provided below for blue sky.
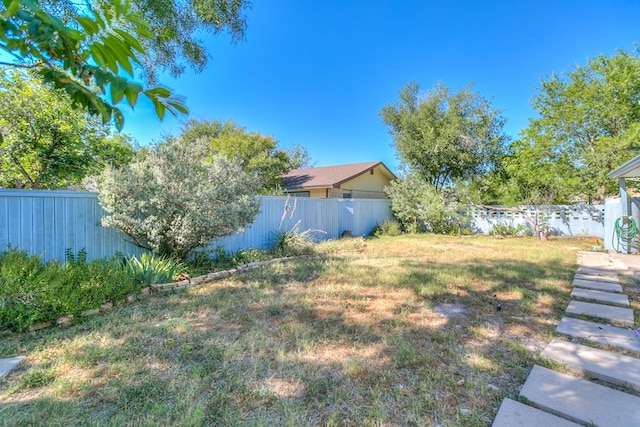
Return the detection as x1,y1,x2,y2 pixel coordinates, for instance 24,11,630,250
121,0,640,172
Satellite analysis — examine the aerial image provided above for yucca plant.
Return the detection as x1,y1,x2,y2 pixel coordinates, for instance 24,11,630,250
125,253,186,286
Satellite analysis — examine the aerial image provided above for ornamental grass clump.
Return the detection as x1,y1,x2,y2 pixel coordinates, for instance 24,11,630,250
125,253,186,286
270,227,317,256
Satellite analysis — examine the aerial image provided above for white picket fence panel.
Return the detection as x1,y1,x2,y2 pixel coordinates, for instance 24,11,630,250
0,190,393,262
466,205,606,238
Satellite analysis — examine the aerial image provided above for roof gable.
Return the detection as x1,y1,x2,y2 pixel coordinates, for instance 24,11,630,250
281,162,396,190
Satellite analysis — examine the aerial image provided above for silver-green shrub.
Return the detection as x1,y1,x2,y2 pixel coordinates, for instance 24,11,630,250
385,175,461,234
98,139,260,260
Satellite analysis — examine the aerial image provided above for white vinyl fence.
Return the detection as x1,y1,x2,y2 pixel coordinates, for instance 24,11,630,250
0,190,393,263
467,205,606,238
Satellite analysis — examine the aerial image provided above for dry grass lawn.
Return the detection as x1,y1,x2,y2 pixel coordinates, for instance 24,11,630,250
0,234,594,426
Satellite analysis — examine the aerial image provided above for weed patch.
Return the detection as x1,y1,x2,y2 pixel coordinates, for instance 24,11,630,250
0,235,590,426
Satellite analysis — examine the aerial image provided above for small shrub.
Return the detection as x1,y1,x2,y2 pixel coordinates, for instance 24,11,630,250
125,253,186,286
490,222,526,236
185,247,273,276
370,219,402,237
0,248,136,332
98,141,260,260
232,248,266,265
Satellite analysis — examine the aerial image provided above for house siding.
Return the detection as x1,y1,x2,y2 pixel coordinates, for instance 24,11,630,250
340,166,392,193
283,163,395,199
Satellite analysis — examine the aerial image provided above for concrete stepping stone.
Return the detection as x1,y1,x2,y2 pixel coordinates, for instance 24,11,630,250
570,288,629,307
541,338,640,392
520,365,640,426
566,300,634,326
556,317,640,353
0,356,25,379
572,278,623,293
577,260,622,269
577,267,624,277
574,273,620,284
491,398,581,427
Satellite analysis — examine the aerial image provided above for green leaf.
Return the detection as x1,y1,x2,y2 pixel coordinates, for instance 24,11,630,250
153,100,166,120
113,108,124,131
145,87,171,98
113,0,122,19
124,83,142,107
67,29,84,41
27,19,40,38
88,65,110,88
113,28,143,53
110,77,128,104
88,45,106,70
100,35,133,75
76,17,100,36
167,100,189,115
96,41,119,74
93,10,106,30
126,15,152,38
1,0,20,19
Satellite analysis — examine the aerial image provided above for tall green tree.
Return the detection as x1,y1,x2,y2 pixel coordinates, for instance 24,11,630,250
380,81,509,190
0,70,133,189
521,49,640,202
470,137,579,206
179,119,310,193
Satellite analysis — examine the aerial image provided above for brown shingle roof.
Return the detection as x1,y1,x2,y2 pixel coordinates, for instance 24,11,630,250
281,161,396,190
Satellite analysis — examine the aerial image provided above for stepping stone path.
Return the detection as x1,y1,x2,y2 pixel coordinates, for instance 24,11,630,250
492,251,640,427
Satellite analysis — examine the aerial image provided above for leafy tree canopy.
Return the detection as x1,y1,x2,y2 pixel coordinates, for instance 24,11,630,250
517,49,640,202
380,81,509,190
465,136,580,206
0,70,134,189
0,0,249,129
178,118,310,193
44,0,251,84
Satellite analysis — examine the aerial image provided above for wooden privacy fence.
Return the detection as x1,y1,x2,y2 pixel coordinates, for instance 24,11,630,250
0,190,394,263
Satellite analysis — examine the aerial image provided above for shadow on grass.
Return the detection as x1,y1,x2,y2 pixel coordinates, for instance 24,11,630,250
0,245,581,426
